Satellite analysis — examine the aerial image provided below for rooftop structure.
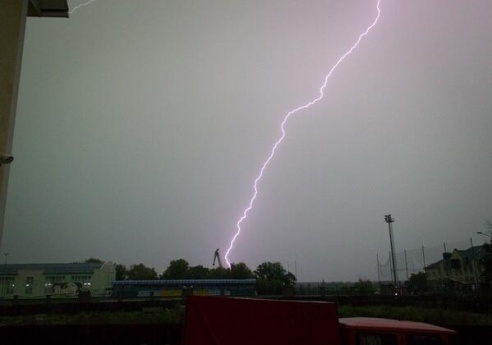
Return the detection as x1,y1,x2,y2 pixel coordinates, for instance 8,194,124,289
27,0,69,18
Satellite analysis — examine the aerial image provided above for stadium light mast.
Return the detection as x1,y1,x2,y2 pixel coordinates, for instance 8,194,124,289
385,214,398,287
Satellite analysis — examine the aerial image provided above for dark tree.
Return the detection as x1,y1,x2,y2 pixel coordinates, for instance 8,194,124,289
481,242,492,284
127,263,158,280
161,259,190,279
407,272,428,295
230,262,254,279
186,265,210,279
254,262,296,295
354,278,376,296
479,221,492,284
284,272,297,287
207,267,231,279
84,258,104,264
115,264,128,280
254,262,286,281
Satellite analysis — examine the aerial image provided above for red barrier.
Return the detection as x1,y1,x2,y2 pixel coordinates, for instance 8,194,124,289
182,296,340,345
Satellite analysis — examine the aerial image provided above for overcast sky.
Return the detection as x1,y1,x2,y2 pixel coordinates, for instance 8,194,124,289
3,0,492,281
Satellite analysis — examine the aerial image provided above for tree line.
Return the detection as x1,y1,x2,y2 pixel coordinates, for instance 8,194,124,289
84,258,297,295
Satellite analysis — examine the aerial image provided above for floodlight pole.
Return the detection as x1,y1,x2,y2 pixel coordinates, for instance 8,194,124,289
385,214,398,287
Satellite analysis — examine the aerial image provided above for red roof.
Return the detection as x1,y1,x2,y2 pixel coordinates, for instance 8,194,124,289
339,317,456,335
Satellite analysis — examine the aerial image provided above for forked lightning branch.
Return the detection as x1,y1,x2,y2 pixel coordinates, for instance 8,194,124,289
225,0,382,266
69,0,384,267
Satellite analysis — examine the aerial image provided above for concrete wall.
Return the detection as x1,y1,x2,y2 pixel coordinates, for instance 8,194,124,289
0,0,29,250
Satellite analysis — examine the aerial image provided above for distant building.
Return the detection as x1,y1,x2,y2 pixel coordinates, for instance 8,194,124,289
0,262,115,299
112,279,257,298
425,246,484,294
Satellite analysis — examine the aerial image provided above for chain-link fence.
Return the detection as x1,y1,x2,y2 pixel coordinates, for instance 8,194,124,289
377,238,475,283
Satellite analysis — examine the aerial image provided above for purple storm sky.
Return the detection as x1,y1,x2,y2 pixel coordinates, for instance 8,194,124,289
4,0,492,281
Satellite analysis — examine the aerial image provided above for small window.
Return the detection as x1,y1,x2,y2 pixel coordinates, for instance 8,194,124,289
406,335,443,345
25,276,34,294
357,333,398,345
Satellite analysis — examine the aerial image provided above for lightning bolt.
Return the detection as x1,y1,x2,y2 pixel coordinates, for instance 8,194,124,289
224,0,382,267
69,0,99,14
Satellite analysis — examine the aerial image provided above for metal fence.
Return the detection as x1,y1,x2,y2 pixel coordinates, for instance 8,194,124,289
377,238,476,283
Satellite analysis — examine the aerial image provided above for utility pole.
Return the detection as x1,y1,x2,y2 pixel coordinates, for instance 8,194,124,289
376,254,381,285
385,214,398,287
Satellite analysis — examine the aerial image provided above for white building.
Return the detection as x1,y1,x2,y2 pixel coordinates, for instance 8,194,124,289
0,262,115,299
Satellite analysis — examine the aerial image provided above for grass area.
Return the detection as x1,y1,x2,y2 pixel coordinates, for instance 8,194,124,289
2,302,492,326
337,305,492,326
0,305,185,326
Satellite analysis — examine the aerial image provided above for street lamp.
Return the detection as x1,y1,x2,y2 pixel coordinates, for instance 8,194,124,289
477,232,492,241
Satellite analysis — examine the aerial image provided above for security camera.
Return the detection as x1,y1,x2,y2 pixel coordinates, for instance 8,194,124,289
0,153,14,166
